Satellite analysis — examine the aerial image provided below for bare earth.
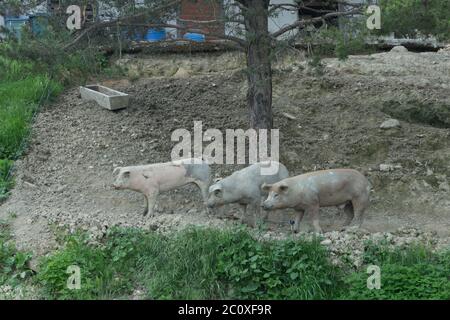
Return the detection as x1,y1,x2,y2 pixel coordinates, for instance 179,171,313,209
1,47,450,259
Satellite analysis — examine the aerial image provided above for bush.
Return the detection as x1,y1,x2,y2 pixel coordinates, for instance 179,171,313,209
27,226,450,300
339,242,450,300
37,226,344,300
0,160,14,201
378,0,450,40
216,230,341,299
37,233,131,300
0,222,33,287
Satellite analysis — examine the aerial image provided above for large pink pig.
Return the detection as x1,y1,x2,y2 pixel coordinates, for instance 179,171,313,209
112,158,210,217
262,169,370,233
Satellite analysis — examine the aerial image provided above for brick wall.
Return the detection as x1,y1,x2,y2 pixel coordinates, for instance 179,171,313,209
179,0,224,39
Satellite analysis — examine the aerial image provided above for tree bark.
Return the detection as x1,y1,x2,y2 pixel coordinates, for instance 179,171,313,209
240,0,272,129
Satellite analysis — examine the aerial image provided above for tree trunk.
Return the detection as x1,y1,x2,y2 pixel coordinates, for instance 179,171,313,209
241,0,272,129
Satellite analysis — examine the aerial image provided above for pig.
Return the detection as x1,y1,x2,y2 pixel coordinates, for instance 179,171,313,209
112,158,210,217
261,169,370,233
207,161,289,226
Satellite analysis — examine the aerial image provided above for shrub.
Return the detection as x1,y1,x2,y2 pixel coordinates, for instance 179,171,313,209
37,233,129,300
37,226,345,300
0,222,33,286
217,230,342,299
339,242,450,300
0,160,14,201
378,0,450,40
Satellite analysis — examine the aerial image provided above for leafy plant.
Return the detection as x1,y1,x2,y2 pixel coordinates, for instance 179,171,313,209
378,0,450,40
37,233,128,300
217,230,342,299
339,242,450,300
0,222,33,286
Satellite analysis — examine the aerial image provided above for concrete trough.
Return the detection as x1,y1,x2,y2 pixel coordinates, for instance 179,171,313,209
80,84,129,110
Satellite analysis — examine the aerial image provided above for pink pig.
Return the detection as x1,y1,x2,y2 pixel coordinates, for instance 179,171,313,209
112,158,210,217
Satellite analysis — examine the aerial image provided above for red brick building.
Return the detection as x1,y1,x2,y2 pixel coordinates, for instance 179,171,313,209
178,0,224,39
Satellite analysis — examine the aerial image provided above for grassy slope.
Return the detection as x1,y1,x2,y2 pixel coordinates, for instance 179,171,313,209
0,56,62,200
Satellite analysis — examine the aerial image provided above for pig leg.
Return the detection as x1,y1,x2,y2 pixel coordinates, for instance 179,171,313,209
349,196,368,228
342,202,354,227
143,195,149,216
250,202,261,228
239,204,253,226
307,206,323,233
193,180,210,214
293,209,305,233
144,190,159,217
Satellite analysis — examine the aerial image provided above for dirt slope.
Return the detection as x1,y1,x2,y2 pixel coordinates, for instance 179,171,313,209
1,47,450,257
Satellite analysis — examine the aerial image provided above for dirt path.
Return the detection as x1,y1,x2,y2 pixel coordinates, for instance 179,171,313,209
1,47,450,257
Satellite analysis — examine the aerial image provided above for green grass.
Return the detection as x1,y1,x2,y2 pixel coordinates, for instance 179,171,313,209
0,224,448,300
36,226,342,300
338,241,450,300
0,221,33,287
0,55,63,200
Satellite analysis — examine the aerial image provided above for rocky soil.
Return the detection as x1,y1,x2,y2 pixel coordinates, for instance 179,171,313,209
1,46,450,262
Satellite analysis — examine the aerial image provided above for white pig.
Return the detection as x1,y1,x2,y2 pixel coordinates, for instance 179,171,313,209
112,158,210,217
207,161,289,226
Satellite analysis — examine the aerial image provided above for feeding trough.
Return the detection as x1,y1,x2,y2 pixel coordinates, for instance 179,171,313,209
80,85,129,110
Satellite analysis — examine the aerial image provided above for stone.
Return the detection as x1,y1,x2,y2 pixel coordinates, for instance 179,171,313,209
173,67,190,78
390,45,408,53
439,181,450,192
285,151,299,163
380,119,401,129
379,164,395,172
282,112,297,120
320,239,332,246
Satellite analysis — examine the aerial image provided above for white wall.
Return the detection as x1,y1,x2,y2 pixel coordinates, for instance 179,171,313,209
268,0,298,39
225,0,298,39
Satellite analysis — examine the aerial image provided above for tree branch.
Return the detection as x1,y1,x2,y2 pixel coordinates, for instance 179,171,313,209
63,0,180,51
271,7,362,38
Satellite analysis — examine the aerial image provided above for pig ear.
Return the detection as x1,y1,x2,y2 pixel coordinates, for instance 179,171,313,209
113,167,121,175
279,184,289,193
261,183,272,192
123,170,131,178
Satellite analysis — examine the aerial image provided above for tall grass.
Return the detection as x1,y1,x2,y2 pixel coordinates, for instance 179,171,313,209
0,76,62,158
36,226,342,300
339,241,450,300
0,225,447,300
0,55,63,199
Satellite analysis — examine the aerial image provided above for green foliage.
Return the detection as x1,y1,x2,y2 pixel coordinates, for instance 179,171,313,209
0,56,62,199
339,242,450,300
0,222,33,286
378,0,450,40
0,160,14,201
37,226,344,300
139,227,232,299
37,233,131,300
17,226,450,300
304,23,371,66
217,230,341,299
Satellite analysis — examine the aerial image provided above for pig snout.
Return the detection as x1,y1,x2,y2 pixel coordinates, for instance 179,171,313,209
207,198,217,208
262,200,274,210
